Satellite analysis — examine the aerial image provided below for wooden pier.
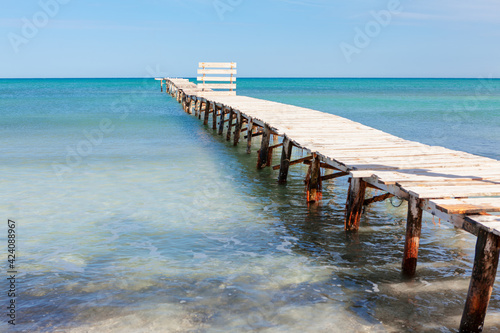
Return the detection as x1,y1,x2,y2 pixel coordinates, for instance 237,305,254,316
156,66,500,332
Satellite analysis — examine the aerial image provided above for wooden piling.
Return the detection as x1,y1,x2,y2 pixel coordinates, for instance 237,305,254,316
460,230,500,333
257,125,271,169
344,178,367,231
305,154,322,202
233,112,242,146
278,137,293,184
402,195,423,277
181,95,185,111
195,100,200,117
226,109,234,141
198,101,202,119
246,119,254,154
212,104,218,130
204,101,211,126
218,107,226,136
187,98,194,115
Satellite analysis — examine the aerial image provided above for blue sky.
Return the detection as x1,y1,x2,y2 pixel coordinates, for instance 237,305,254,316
1,0,500,78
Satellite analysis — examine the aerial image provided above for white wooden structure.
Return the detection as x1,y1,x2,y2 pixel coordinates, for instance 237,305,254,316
197,62,236,96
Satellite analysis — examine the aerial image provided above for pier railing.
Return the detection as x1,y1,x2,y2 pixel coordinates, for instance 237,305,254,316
197,62,236,96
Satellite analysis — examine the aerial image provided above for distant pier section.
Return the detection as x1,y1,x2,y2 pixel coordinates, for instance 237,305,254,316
156,63,500,332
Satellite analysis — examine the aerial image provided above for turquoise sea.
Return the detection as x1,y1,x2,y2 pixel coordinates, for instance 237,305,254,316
1,78,500,332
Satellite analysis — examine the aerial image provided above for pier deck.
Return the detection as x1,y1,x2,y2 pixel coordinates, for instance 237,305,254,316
157,77,500,332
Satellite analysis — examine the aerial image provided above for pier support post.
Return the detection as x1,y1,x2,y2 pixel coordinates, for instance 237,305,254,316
212,104,218,130
195,100,200,117
204,101,211,126
306,154,322,202
257,125,271,169
344,178,367,231
246,118,254,154
187,98,194,115
233,112,242,146
226,109,235,141
198,102,204,119
218,107,226,136
278,137,293,184
460,230,500,333
402,195,423,277
160,80,163,92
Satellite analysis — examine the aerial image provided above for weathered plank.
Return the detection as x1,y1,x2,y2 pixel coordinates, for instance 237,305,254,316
199,84,237,90
363,192,394,206
197,77,236,82
430,198,500,215
321,172,349,181
199,62,236,68
197,69,237,75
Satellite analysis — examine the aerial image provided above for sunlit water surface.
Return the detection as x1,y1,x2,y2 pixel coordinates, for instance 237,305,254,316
1,78,500,332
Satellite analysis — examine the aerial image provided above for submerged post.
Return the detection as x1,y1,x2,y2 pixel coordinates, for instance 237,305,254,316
212,104,218,130
306,153,322,202
218,106,226,136
195,100,200,118
198,100,202,119
460,230,500,333
278,137,293,184
182,96,188,113
226,109,235,141
246,118,254,154
402,195,423,277
204,101,211,126
257,125,271,169
187,97,194,115
344,178,366,231
233,112,242,146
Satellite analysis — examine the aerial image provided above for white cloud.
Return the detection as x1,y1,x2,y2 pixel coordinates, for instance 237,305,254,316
399,0,500,23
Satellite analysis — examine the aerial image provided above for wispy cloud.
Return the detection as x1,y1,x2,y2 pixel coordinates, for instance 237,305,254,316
347,0,500,24
399,0,500,24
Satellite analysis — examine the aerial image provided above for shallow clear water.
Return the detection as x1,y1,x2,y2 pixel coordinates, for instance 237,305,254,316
1,78,500,332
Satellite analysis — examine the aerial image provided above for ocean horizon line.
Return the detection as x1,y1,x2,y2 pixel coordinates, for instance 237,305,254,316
1,76,499,80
